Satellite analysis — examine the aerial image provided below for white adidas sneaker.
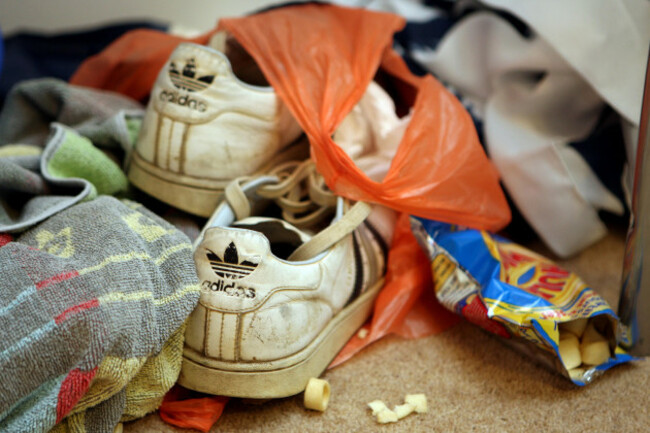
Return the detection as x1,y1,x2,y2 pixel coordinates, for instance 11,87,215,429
128,37,304,217
178,160,396,398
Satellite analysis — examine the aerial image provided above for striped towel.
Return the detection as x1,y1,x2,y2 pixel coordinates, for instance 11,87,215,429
0,196,200,432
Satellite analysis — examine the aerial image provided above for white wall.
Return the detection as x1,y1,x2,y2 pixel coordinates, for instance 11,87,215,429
0,0,296,35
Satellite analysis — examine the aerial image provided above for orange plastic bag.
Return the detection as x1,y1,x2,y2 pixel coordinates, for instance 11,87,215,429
218,5,509,230
331,213,460,367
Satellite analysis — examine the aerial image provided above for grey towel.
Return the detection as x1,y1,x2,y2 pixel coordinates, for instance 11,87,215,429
0,196,200,432
0,78,144,232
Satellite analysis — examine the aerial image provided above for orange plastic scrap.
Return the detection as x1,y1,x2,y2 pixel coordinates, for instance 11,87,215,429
220,4,510,231
159,385,228,432
331,214,460,367
70,29,216,101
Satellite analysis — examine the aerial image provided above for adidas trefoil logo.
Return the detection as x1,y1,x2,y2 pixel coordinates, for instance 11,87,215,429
169,57,215,92
207,242,259,280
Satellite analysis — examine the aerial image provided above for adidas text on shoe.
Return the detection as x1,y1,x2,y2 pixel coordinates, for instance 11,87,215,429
128,38,305,217
178,160,396,398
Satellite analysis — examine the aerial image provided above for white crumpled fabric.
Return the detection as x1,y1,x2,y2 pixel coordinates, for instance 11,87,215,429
336,0,650,257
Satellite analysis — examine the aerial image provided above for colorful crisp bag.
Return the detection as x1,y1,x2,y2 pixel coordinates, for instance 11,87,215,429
411,217,634,385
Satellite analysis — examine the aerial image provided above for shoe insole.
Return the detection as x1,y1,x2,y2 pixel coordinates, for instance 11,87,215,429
233,217,309,260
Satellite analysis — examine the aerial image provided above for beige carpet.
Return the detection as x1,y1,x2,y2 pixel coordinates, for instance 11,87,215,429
125,223,650,432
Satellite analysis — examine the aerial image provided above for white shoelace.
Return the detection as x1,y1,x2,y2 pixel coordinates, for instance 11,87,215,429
223,159,371,261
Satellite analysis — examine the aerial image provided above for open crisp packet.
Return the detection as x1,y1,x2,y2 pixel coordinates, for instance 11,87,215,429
411,217,635,385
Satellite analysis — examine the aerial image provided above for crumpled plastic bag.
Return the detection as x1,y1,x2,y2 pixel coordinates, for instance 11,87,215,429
331,213,460,367
219,6,509,229
158,386,228,433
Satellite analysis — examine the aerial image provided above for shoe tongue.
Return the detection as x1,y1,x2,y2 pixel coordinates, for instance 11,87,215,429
208,31,227,52
232,217,311,260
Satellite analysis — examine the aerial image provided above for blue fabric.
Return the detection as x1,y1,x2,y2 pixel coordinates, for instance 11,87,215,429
0,25,4,82
0,21,167,110
567,107,628,217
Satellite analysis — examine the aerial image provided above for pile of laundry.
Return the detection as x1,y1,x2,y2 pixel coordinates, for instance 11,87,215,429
1,1,648,432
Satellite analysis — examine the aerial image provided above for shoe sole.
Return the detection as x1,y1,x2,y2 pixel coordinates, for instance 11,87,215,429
178,277,384,398
128,138,309,217
128,152,227,217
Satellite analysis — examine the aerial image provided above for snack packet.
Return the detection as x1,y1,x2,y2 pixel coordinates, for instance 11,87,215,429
411,217,634,385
